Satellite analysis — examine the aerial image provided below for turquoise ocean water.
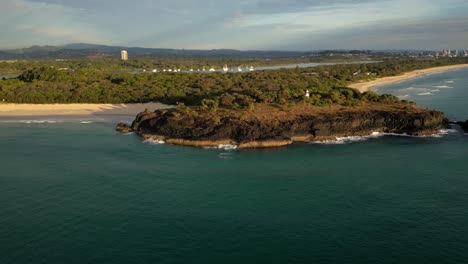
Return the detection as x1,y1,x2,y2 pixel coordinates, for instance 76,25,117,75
1,69,468,264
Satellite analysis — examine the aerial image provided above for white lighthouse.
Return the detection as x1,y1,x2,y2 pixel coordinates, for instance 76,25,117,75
305,90,310,98
121,50,128,61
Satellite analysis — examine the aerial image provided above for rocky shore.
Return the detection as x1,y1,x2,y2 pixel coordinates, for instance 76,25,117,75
117,104,448,148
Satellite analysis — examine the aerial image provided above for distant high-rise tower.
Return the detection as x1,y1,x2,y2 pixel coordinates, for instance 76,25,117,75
121,50,128,61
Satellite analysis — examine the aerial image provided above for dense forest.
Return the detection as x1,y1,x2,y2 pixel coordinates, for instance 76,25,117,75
1,58,467,109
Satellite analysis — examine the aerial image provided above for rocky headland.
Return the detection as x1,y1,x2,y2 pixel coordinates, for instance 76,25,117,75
117,103,448,148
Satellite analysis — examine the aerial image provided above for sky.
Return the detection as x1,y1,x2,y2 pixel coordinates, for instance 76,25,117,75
1,0,468,50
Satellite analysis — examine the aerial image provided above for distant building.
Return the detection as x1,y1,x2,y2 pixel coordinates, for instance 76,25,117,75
121,50,128,61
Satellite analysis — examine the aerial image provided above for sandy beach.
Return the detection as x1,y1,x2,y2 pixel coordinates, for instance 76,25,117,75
0,102,172,117
349,64,468,92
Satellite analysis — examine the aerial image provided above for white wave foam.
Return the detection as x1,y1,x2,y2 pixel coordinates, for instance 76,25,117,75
435,85,453,89
309,130,456,145
144,138,165,145
12,120,59,124
205,144,238,150
418,92,432,96
310,132,385,144
445,80,454,84
397,94,410,99
80,121,93,124
438,129,458,135
379,130,456,138
400,86,419,91
219,144,238,150
431,89,441,93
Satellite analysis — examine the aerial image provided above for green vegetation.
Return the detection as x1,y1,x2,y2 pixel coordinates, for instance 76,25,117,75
0,58,467,108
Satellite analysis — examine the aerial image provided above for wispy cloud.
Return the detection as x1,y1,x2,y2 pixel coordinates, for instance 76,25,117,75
0,0,109,47
1,0,467,50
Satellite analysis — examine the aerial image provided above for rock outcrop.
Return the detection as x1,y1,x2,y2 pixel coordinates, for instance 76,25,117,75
118,106,448,148
115,123,132,133
457,120,468,133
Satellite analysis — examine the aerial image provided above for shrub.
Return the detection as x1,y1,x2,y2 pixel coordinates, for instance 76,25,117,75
201,99,219,112
362,91,380,102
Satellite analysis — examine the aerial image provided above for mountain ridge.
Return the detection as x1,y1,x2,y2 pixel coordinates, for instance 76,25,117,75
0,43,316,59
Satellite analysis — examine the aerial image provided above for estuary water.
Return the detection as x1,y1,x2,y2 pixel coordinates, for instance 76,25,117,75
1,69,468,264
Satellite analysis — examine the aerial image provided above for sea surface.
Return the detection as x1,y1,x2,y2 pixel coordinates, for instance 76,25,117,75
1,69,468,264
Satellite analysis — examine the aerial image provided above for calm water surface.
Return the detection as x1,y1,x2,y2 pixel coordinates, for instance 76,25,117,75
0,69,468,264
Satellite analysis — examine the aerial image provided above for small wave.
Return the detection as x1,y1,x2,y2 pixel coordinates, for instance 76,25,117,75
144,138,165,145
310,132,384,144
205,144,238,150
309,130,455,144
219,144,238,150
218,152,234,160
435,85,453,89
445,80,454,84
431,89,441,93
13,120,58,124
381,130,456,138
400,86,417,91
399,87,431,93
397,94,410,99
438,129,458,135
418,92,432,96
80,121,93,124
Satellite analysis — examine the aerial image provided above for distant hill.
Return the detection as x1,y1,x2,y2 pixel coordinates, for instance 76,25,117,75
0,43,315,59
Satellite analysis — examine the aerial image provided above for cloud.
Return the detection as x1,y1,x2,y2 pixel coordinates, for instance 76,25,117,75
0,0,109,48
15,24,105,44
274,17,468,50
1,0,468,50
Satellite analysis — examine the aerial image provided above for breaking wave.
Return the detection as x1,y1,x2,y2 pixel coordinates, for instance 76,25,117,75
1,120,58,124
204,144,238,150
309,130,458,144
309,132,384,145
143,138,165,145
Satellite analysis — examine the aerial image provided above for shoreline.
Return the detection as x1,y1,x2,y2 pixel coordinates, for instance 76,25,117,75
141,128,448,149
0,103,173,117
348,64,468,93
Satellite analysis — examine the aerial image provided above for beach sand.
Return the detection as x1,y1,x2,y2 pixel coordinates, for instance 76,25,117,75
0,102,172,117
349,64,468,93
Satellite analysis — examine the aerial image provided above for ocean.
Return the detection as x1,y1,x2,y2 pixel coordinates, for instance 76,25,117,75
1,69,468,264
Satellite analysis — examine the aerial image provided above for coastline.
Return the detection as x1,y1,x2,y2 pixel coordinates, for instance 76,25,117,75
0,102,173,117
348,64,468,93
142,128,449,149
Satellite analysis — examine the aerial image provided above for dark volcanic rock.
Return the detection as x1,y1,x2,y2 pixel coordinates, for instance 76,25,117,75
115,123,132,133
457,120,468,133
126,107,447,146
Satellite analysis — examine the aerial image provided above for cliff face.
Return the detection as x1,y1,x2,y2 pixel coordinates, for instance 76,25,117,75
120,107,447,148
